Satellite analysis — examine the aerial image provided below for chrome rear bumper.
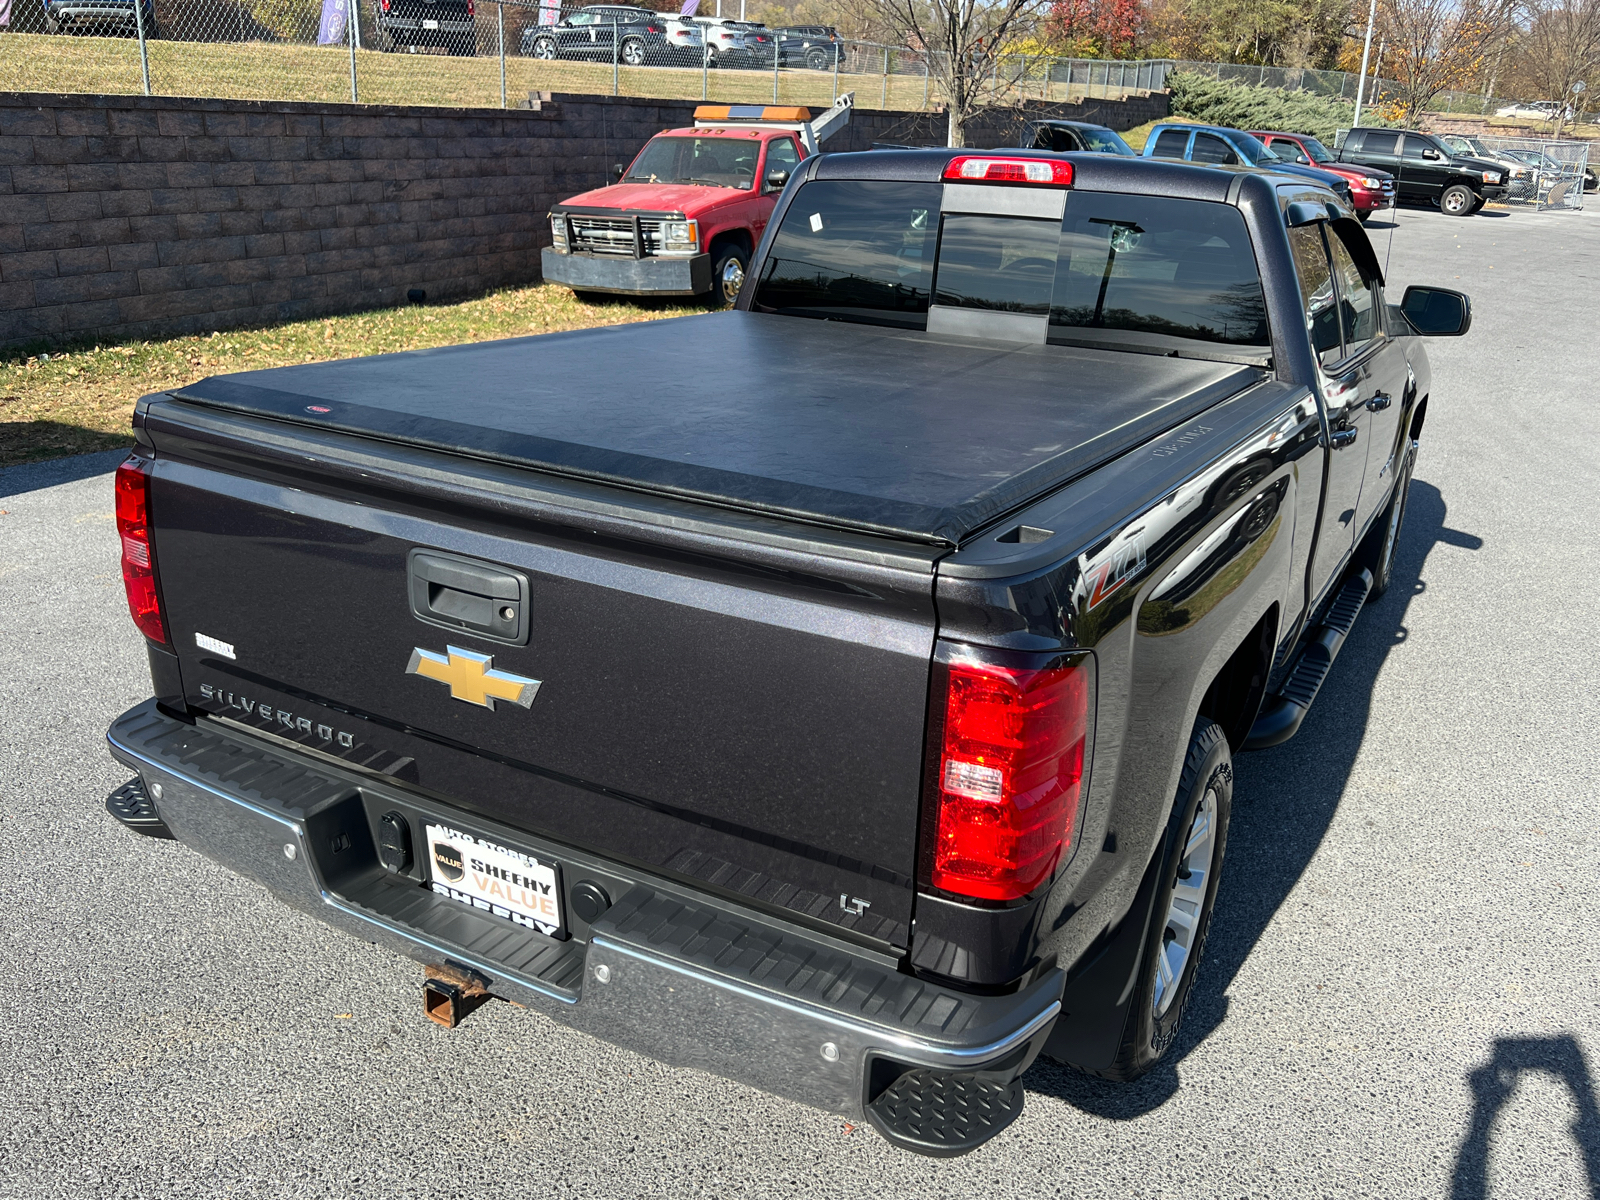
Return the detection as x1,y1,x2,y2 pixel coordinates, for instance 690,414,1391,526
107,700,1060,1145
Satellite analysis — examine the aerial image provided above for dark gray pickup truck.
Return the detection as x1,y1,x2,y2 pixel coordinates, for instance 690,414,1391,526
105,149,1470,1157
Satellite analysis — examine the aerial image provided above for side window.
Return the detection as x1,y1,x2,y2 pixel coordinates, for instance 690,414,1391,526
1402,134,1435,160
1191,133,1239,165
764,137,800,187
1327,228,1379,354
1362,131,1400,156
1151,128,1191,158
1288,224,1342,368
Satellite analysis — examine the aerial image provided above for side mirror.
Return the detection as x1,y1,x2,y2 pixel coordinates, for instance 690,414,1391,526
1423,148,1442,160
1294,152,1309,164
612,162,626,180
1400,285,1471,336
765,169,790,191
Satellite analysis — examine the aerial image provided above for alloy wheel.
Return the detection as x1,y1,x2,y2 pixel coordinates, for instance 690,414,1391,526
1153,785,1218,1019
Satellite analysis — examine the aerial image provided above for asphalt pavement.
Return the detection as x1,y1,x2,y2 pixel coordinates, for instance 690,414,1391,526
2,201,1598,1198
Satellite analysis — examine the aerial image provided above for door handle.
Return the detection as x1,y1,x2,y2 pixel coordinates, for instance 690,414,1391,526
1329,428,1359,450
1366,392,1393,412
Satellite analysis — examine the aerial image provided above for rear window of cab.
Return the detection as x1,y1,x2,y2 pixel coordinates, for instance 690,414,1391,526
751,180,1269,360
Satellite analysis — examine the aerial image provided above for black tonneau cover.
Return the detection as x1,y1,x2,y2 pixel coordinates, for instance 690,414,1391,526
172,310,1260,545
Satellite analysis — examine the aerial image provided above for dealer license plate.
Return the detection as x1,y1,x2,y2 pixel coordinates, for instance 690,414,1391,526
422,19,439,28
425,822,562,935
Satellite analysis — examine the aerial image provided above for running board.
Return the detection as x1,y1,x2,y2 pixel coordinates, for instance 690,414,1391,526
1243,569,1373,750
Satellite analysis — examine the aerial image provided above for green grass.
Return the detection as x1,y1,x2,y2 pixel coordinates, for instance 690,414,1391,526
0,283,704,468
0,30,942,111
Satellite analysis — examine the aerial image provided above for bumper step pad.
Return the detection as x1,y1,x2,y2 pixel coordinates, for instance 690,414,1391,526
105,777,175,839
866,1068,1025,1157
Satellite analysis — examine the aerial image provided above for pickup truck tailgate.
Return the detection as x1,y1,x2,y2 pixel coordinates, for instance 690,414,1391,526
141,315,1256,949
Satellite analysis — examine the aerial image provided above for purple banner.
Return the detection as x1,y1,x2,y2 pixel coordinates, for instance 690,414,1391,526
0,0,11,27
679,0,699,14
317,0,349,45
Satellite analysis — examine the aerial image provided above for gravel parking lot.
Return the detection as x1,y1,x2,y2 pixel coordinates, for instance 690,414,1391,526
2,202,1597,1199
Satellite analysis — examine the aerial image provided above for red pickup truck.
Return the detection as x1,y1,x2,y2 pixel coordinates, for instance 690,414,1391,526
542,97,853,306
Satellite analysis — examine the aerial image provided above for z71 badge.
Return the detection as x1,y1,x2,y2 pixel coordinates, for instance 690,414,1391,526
407,645,541,710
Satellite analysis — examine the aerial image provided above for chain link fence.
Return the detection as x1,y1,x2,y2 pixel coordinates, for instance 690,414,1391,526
1,4,1579,123
1475,136,1591,209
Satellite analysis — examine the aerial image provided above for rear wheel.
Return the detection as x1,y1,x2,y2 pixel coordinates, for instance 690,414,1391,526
1098,720,1232,1081
529,35,557,58
1441,183,1477,215
620,36,646,65
805,46,828,69
1360,438,1416,600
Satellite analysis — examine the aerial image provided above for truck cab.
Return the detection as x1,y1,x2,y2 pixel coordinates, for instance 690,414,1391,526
1335,128,1509,215
542,98,850,306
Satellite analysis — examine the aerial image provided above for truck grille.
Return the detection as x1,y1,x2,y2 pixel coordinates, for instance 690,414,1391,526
567,215,665,257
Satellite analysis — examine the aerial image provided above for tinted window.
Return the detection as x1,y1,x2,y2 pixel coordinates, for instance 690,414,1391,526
1079,127,1135,155
1191,133,1239,165
1152,128,1191,158
1328,227,1378,352
934,216,1059,315
1403,134,1437,159
1050,193,1268,350
1033,126,1079,152
1361,131,1400,155
752,180,938,329
1288,225,1341,367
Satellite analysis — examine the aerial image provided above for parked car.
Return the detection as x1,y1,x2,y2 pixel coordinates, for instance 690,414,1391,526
40,0,155,36
1435,133,1538,196
725,20,776,67
659,14,705,63
1498,147,1598,196
1143,122,1356,205
773,24,843,70
691,16,756,67
374,0,474,54
521,5,673,66
1335,127,1508,215
1493,100,1570,122
1018,117,1136,155
543,97,852,305
1249,130,1396,221
107,143,1470,1158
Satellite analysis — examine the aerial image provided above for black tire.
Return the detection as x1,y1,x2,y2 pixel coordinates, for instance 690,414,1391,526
704,47,719,68
707,244,748,308
1097,720,1232,1081
1360,438,1415,600
44,14,61,32
529,35,557,59
1441,183,1477,216
805,46,828,70
620,36,646,66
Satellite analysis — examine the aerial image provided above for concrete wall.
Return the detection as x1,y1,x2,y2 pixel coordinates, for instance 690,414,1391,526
0,87,1166,350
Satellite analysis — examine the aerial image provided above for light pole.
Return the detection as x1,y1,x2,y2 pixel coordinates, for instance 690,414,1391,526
1352,0,1377,129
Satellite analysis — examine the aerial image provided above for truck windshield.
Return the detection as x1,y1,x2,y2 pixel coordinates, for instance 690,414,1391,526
624,137,758,189
752,183,1269,359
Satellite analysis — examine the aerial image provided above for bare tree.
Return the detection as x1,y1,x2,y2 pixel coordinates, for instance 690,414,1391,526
1379,0,1522,122
861,0,1049,146
1514,0,1600,131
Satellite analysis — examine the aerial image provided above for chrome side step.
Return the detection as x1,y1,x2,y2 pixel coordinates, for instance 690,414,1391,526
1243,568,1373,750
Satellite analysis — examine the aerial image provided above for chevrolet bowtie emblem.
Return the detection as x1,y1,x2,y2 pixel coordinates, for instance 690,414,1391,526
406,646,542,710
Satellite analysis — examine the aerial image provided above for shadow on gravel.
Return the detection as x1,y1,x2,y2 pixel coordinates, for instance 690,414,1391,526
0,447,129,499
1451,1035,1600,1198
1027,479,1484,1118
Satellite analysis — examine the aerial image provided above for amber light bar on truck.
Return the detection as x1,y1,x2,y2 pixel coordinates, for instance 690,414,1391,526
941,156,1075,186
922,647,1091,902
115,456,168,645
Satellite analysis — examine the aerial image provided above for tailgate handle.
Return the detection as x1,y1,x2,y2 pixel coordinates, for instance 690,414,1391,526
408,550,530,646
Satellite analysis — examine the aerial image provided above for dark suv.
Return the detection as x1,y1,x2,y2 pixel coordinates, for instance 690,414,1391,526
774,24,842,70
1020,118,1136,155
375,0,475,55
522,5,672,65
1336,128,1508,216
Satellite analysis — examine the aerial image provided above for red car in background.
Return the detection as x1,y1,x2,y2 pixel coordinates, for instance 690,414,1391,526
1250,130,1397,221
543,98,852,306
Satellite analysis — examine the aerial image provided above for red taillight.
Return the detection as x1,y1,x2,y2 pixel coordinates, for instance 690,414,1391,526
380,0,388,10
942,156,1074,187
647,22,664,32
925,652,1089,901
466,0,473,14
115,457,168,645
